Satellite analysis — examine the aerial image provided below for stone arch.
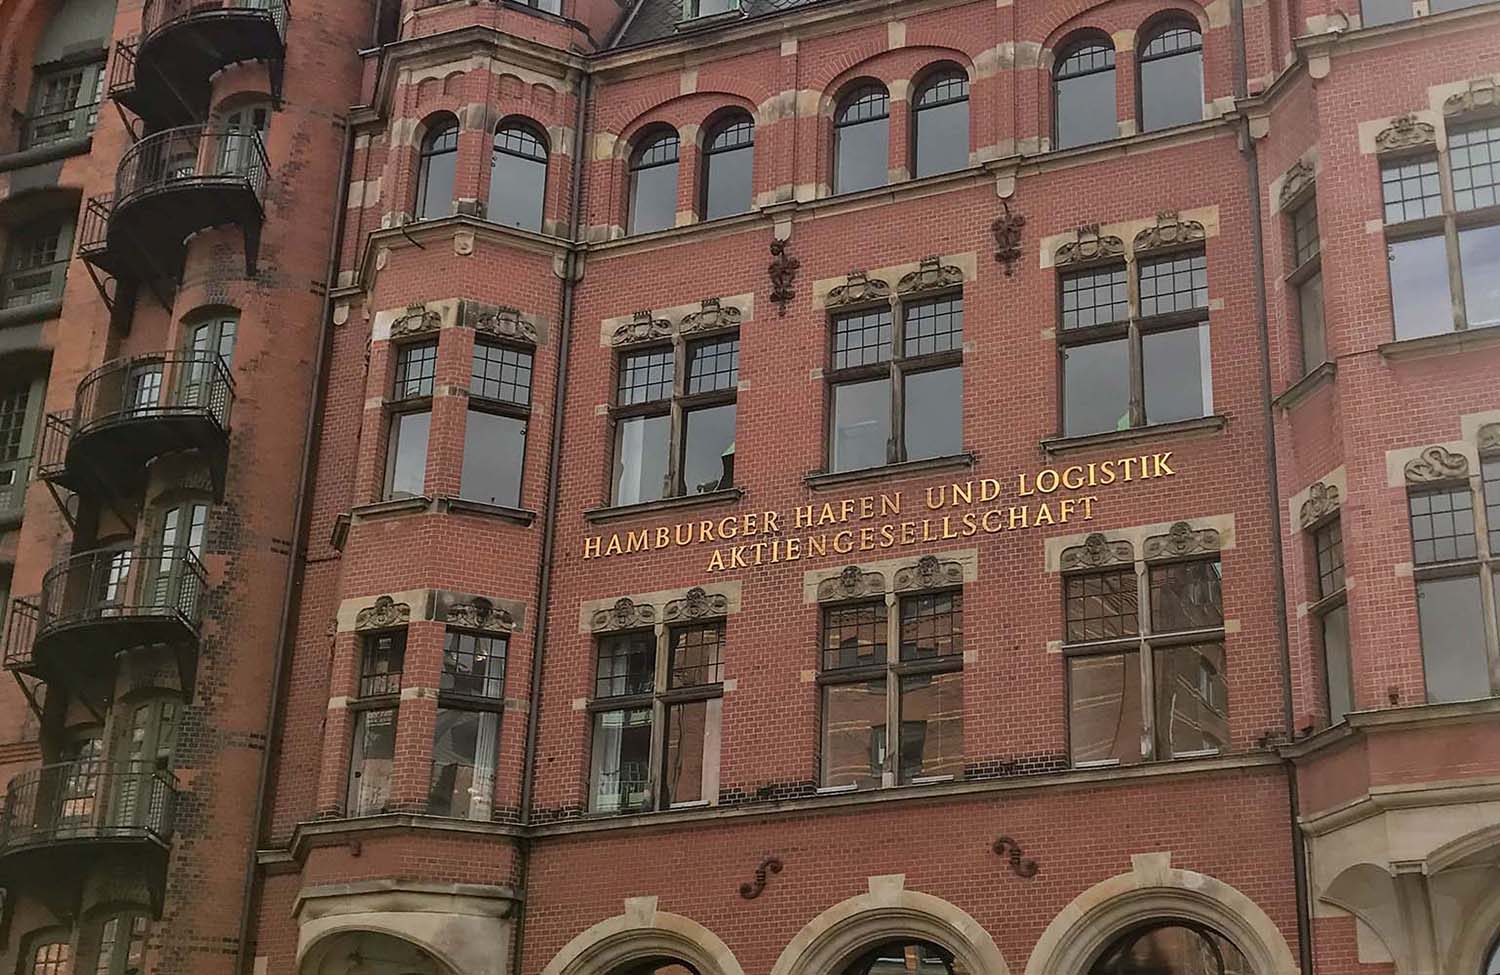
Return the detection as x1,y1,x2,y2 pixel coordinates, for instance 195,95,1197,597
769,875,1009,975
1025,854,1298,975
539,897,744,975
1449,884,1500,975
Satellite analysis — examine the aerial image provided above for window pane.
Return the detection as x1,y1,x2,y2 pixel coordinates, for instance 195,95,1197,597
682,403,735,494
612,413,671,505
387,410,430,498
1149,560,1223,631
1417,575,1489,704
822,678,886,788
1142,323,1212,425
1409,486,1477,564
670,623,724,687
1068,651,1142,765
1458,224,1500,330
595,631,655,698
630,156,679,234
1292,199,1321,266
489,127,547,231
1065,569,1140,642
472,342,533,405
1139,251,1208,316
1062,337,1130,436
590,708,652,812
348,708,397,815
899,591,963,661
1092,924,1250,975
1299,271,1327,374
618,348,674,404
823,600,888,670
1382,156,1442,224
360,631,406,696
395,341,437,398
1485,458,1500,555
1388,234,1453,340
1054,49,1116,149
1322,604,1353,724
903,296,963,357
1316,520,1345,597
1139,45,1203,133
1153,642,1228,756
898,671,964,781
686,335,739,392
417,123,458,220
1360,0,1411,24
832,377,891,472
704,140,753,220
835,116,889,194
31,943,71,975
903,366,962,461
1061,266,1128,329
428,709,498,819
1450,121,1500,211
914,96,969,177
461,410,525,507
833,308,893,369
442,631,507,698
663,697,718,805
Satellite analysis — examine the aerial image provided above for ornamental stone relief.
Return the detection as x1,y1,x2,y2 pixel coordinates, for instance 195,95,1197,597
1404,445,1470,484
611,310,673,347
590,596,658,632
1298,482,1341,530
1054,224,1125,266
1375,114,1436,153
893,555,964,591
1061,533,1134,570
664,586,730,622
1133,211,1206,253
769,237,800,316
896,256,964,295
1278,159,1316,210
680,298,742,335
817,566,886,602
825,269,893,308
1444,77,1498,117
447,598,516,632
1143,522,1221,561
389,303,441,339
468,303,538,345
355,595,411,630
1480,423,1500,455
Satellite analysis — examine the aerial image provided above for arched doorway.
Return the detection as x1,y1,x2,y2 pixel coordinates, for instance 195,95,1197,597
1088,922,1251,975
303,930,455,975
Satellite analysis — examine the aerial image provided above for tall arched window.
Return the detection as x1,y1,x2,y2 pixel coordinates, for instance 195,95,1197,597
701,113,754,220
95,913,149,975
415,115,459,221
28,937,72,975
1053,37,1116,150
611,959,701,975
215,101,271,176
833,83,890,194
1088,922,1250,975
1138,21,1204,133
913,68,970,177
839,940,963,975
628,128,680,235
488,121,548,231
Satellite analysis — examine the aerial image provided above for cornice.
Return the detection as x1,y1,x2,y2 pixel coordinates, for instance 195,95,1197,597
1280,697,1500,763
1293,1,1500,63
358,214,571,291
1299,776,1500,838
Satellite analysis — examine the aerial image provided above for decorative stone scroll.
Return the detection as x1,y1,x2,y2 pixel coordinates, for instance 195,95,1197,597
447,597,516,632
390,303,441,339
817,566,885,602
610,310,672,347
1143,522,1222,561
590,596,657,632
992,836,1039,879
1403,445,1469,484
355,595,411,630
1375,114,1436,153
1278,159,1316,210
471,305,538,345
738,855,783,900
769,238,799,316
1060,533,1134,571
1132,211,1206,253
1444,77,1498,117
1298,482,1341,530
893,554,964,592
896,256,964,295
680,298,742,336
1054,224,1125,266
993,201,1025,276
664,586,730,622
1479,423,1500,456
825,269,893,308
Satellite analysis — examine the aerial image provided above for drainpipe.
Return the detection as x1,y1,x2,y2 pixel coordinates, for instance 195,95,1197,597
234,114,355,975
1229,3,1315,974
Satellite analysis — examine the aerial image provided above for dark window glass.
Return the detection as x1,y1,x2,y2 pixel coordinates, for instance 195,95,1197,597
1323,603,1353,724
416,118,458,220
1430,0,1489,12
1142,323,1212,424
460,410,525,507
686,335,739,392
1054,41,1117,149
428,708,498,818
840,940,957,975
1068,650,1143,765
1360,0,1411,24
832,308,893,369
682,403,735,494
691,0,739,14
1139,252,1209,316
1065,570,1140,643
1389,234,1454,339
472,342,532,405
834,85,890,194
2,217,70,309
1153,642,1228,756
903,296,963,356
1485,457,1500,554
898,591,962,660
442,631,507,698
1292,198,1321,266
913,70,970,177
1450,120,1500,211
1299,271,1327,373
1062,337,1130,436
359,631,406,697
618,348,674,405
387,410,430,498
1061,266,1129,329
903,366,962,461
1409,487,1477,564
822,678,886,788
1088,924,1250,975
831,376,891,472
1149,560,1224,631
669,623,725,687
596,631,655,698
612,414,670,505
822,600,888,670
898,671,964,781
488,123,547,231
590,708,652,812
347,707,396,815
703,115,754,220
1417,574,1489,703
24,60,103,149
629,131,680,235
395,341,437,399
1138,24,1203,133
1315,521,1345,597
1458,224,1500,330
1381,156,1442,224
662,698,712,805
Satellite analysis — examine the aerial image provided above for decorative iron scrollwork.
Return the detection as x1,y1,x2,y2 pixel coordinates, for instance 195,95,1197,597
355,595,411,630
1061,533,1134,570
1375,114,1436,153
611,310,673,347
896,256,963,295
1403,445,1469,484
993,201,1025,276
664,586,730,622
738,855,783,899
1278,159,1316,210
826,269,893,308
1054,224,1125,266
769,238,799,316
1133,211,1206,252
1298,482,1341,530
390,303,441,339
447,597,515,632
590,596,658,632
1444,77,1498,117
1143,522,1221,560
992,836,1039,878
817,565,885,602
680,297,743,335
893,555,963,591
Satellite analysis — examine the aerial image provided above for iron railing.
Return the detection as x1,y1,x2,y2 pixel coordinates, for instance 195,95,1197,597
114,125,268,211
141,0,290,41
72,352,234,439
1,760,177,852
38,544,207,637
77,196,111,257
2,598,39,671
105,38,137,99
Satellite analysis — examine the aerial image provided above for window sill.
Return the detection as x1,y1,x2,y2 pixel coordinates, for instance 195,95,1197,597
0,300,63,330
0,135,92,174
350,495,434,522
1040,415,1227,456
1274,360,1336,411
436,496,536,525
584,486,744,523
804,453,974,491
1378,325,1500,361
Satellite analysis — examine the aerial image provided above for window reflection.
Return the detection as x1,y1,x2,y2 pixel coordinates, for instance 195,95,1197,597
1138,22,1203,133
839,940,964,975
702,114,754,219
488,122,548,231
416,116,458,220
913,69,969,177
834,84,890,194
1089,923,1251,975
1054,39,1116,149
629,129,680,235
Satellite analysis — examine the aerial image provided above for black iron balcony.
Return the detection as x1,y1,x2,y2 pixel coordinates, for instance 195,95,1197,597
0,760,177,912
37,352,234,499
78,126,268,280
109,0,289,127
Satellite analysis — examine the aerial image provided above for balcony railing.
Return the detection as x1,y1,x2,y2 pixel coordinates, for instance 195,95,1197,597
1,760,177,853
2,598,39,672
115,125,268,210
74,352,234,440
38,544,207,638
141,0,289,40
19,101,101,151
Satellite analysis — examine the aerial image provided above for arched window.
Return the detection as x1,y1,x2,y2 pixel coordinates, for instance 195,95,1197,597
28,937,72,975
833,83,890,194
628,128,681,235
913,68,970,177
415,116,459,221
612,959,701,975
701,113,754,220
1053,37,1116,150
1088,922,1250,975
1138,21,1204,133
95,913,148,975
839,940,964,975
488,121,548,231
215,101,271,176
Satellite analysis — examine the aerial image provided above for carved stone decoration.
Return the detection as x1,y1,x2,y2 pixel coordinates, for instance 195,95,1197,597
355,595,411,631
769,238,799,316
1060,533,1134,571
893,555,964,592
1375,114,1437,153
896,256,964,295
992,836,1039,879
664,586,730,622
738,855,783,900
611,310,673,347
1132,211,1207,253
1479,423,1500,456
1298,482,1342,530
817,565,886,602
993,201,1025,276
1054,224,1125,266
447,597,515,632
590,597,657,632
825,269,893,308
1278,159,1316,210
680,298,743,336
473,306,538,345
1403,445,1470,484
1143,522,1222,561
1444,77,1498,117
390,303,441,339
